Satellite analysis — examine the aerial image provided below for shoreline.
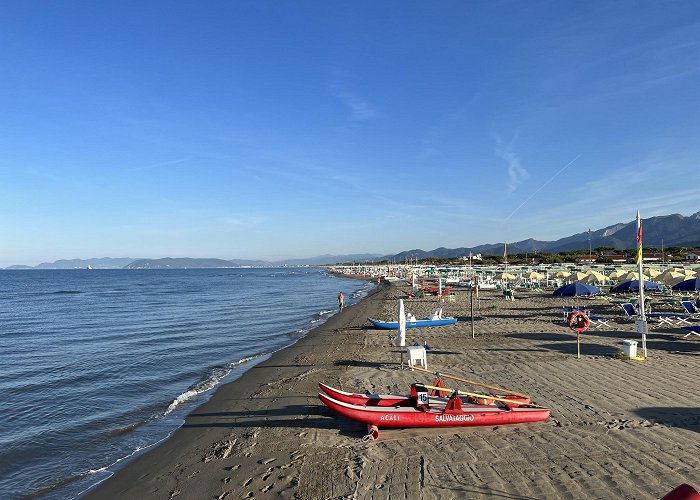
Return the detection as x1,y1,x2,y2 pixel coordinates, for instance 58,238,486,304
83,282,390,499
85,284,699,499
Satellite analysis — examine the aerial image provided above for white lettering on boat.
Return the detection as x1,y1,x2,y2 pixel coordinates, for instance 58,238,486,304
379,414,400,422
435,414,475,423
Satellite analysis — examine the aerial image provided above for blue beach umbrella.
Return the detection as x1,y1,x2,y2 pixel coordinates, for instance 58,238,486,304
610,279,662,293
552,282,601,297
671,278,700,291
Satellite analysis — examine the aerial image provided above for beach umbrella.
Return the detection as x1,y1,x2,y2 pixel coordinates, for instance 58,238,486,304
608,269,628,280
554,270,571,279
583,270,607,283
569,272,588,281
671,278,700,292
553,282,601,296
624,271,643,281
397,299,406,347
526,271,545,280
683,269,697,277
643,268,661,278
611,280,662,293
496,272,516,280
661,271,686,286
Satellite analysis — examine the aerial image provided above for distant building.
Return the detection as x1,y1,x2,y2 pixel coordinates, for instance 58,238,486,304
630,252,666,263
598,253,627,264
575,255,597,264
687,252,700,261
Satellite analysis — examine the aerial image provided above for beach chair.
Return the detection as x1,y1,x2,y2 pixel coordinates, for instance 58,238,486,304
562,306,573,321
680,326,700,338
646,313,692,326
620,303,638,320
680,301,700,317
587,315,611,329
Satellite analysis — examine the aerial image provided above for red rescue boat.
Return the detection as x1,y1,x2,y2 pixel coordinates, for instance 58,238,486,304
318,384,550,434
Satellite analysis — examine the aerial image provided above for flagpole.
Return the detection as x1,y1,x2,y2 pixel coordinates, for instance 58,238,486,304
636,210,647,358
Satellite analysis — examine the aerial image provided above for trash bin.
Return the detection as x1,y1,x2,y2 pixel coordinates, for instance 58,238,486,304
622,340,638,358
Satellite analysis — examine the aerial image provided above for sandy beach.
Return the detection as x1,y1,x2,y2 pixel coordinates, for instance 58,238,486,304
85,282,699,499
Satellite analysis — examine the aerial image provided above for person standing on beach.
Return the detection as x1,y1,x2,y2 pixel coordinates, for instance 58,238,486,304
338,292,345,312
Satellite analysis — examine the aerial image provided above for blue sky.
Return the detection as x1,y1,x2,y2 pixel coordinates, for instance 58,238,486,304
1,1,699,266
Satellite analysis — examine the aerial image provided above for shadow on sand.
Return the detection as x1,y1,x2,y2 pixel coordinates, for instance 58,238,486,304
182,403,368,438
633,407,700,433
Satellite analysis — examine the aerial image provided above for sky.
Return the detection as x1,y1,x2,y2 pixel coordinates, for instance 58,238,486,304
1,1,699,266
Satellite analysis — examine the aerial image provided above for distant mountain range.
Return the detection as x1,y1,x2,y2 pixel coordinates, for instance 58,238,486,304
387,211,700,261
5,254,384,270
4,211,699,269
5,257,136,270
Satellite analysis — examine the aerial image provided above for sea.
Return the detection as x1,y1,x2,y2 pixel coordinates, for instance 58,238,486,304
0,267,374,499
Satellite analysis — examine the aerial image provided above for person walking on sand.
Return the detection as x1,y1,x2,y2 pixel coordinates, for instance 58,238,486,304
338,292,345,312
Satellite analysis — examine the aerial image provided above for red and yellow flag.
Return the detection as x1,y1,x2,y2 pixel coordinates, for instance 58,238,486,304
635,214,643,265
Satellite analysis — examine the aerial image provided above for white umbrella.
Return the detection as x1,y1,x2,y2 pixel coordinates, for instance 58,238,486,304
581,271,607,284
397,299,406,347
608,269,628,280
621,271,641,281
496,272,516,280
586,270,608,281
644,268,661,278
567,271,587,282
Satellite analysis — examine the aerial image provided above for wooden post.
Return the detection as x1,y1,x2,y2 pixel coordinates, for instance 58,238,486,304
577,331,581,359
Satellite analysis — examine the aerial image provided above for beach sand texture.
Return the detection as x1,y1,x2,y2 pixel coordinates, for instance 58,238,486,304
85,284,699,499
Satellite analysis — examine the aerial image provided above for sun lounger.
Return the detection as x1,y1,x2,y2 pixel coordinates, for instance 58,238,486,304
646,313,692,326
562,306,588,321
587,315,611,329
680,301,700,317
680,326,700,338
620,303,638,320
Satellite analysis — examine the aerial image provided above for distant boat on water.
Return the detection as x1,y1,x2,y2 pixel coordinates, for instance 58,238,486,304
86,264,93,270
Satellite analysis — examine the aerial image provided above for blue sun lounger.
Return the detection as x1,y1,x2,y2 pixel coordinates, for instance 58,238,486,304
681,301,700,317
680,326,700,338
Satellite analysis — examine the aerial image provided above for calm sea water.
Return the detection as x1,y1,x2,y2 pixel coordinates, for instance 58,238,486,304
0,268,373,499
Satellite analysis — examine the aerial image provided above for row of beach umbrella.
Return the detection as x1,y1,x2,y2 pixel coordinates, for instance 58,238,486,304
496,267,697,286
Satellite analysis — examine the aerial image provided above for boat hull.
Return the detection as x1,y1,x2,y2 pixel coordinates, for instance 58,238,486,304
319,392,549,428
367,317,457,329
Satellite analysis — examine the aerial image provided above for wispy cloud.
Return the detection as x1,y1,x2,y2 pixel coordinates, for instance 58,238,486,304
218,214,268,230
331,84,381,121
133,158,192,171
494,136,529,193
328,69,381,121
505,154,581,220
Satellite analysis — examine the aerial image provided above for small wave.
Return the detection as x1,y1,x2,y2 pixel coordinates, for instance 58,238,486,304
52,290,83,295
105,422,142,437
163,355,260,415
75,433,173,497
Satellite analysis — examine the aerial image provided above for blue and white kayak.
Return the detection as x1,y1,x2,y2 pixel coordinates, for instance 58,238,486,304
367,317,457,329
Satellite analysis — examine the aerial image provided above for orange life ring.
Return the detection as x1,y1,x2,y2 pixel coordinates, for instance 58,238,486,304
568,311,590,332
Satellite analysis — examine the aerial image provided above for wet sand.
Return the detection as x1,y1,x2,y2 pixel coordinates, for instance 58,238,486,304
85,283,700,499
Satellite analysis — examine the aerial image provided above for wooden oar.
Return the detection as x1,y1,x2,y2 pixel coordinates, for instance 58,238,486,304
411,365,530,399
421,384,545,408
